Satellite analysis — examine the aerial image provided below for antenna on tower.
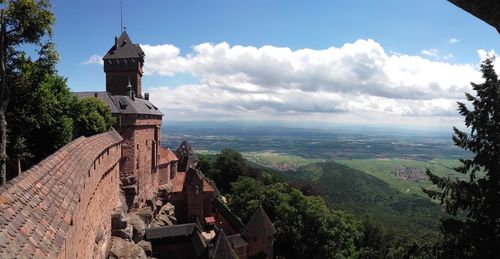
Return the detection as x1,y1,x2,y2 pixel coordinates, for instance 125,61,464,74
120,0,123,34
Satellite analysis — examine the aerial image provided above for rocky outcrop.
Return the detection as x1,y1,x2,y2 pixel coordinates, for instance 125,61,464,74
109,194,177,257
152,202,177,227
129,214,146,243
136,206,154,225
122,175,139,210
108,237,147,259
137,240,153,257
111,207,133,240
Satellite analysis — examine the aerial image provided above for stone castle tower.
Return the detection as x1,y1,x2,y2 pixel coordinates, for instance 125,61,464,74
76,31,164,210
103,31,144,97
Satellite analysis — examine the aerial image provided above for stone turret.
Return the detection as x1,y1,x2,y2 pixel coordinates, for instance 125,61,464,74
103,31,145,97
185,168,204,220
175,140,198,172
209,230,238,259
242,206,276,259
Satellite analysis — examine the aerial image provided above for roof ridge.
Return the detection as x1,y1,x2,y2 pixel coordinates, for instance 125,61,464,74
242,206,276,238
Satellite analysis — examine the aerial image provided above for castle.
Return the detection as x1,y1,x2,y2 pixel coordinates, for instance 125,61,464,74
0,32,275,259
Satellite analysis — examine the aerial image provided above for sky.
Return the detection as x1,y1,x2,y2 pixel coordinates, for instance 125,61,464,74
50,0,500,129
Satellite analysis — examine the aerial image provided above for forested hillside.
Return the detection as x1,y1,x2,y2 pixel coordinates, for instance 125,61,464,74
199,150,439,258
281,161,442,234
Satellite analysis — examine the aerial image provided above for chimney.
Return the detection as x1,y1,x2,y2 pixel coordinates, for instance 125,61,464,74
131,91,135,101
114,36,118,50
144,93,150,100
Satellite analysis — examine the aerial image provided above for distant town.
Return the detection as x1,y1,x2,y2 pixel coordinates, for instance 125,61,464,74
396,167,429,182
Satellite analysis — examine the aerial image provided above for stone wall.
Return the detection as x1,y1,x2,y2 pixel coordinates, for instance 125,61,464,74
117,117,162,210
0,130,123,258
105,68,143,97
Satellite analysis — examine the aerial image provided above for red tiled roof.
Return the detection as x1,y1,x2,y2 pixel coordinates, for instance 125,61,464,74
203,179,215,193
159,147,178,165
0,130,122,258
171,172,215,193
171,172,186,193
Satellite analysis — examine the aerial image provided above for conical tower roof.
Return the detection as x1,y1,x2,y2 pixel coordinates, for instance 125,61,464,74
103,31,144,60
242,206,276,238
176,140,198,172
209,230,238,259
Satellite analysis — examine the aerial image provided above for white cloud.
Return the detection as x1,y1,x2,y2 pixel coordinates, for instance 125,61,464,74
443,53,454,60
420,48,439,58
449,38,459,44
82,54,103,65
139,39,489,126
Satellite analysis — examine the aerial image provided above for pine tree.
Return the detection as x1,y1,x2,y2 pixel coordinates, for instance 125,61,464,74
425,56,500,258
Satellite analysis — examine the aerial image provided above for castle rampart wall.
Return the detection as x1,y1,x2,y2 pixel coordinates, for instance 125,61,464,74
117,118,162,210
0,130,123,259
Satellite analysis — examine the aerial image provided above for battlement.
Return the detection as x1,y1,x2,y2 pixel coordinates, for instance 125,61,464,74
0,130,123,258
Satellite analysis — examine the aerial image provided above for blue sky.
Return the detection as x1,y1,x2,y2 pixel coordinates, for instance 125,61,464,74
51,0,500,128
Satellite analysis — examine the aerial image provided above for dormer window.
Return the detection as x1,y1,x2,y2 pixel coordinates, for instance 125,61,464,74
119,101,127,109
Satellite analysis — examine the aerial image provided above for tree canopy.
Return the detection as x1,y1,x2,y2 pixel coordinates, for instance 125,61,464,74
425,56,500,258
72,97,115,138
6,47,115,174
200,149,440,258
0,0,115,180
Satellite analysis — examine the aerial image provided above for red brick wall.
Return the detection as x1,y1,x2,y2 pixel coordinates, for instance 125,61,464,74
61,144,122,259
105,65,142,97
0,131,123,258
246,238,274,259
117,116,162,210
158,163,171,185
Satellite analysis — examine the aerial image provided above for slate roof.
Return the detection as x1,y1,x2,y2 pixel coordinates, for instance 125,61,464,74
242,206,276,238
74,91,163,116
209,230,238,259
0,130,123,258
227,234,248,248
103,31,144,60
176,140,198,172
191,229,208,256
144,223,196,240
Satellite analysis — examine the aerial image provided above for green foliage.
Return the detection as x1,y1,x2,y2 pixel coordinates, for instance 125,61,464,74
5,42,114,172
198,154,216,179
229,177,363,258
7,48,75,168
286,161,442,234
212,148,248,192
72,97,115,137
358,218,439,259
205,148,440,258
425,56,500,258
2,0,55,46
204,149,363,258
0,0,56,183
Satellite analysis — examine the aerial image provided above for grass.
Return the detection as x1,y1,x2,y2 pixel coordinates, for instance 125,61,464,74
335,159,463,197
240,150,464,198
